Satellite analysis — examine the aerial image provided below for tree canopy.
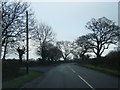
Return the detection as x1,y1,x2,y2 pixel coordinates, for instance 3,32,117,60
86,17,119,57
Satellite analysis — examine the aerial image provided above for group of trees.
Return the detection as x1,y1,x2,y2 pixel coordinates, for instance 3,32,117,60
37,43,62,62
1,1,120,62
55,17,119,60
1,1,35,61
31,23,63,61
72,17,119,59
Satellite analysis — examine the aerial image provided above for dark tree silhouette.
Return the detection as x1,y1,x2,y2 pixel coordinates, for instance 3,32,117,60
86,17,119,58
72,34,93,59
37,43,62,61
47,44,62,61
16,46,25,62
56,41,73,61
1,1,35,60
32,23,55,61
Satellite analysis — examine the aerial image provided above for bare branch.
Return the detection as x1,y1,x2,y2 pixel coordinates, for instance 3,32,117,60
86,17,119,57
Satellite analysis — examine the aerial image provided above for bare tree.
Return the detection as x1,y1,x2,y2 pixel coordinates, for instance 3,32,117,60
32,23,55,61
16,46,25,62
75,34,93,59
86,17,119,57
1,1,35,59
56,41,73,61
71,47,80,59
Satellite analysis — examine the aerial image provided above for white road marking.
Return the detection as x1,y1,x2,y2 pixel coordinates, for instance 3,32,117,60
77,75,95,90
68,66,95,90
68,66,76,73
71,68,76,73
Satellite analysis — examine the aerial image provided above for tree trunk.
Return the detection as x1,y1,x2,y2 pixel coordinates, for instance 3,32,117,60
2,41,8,60
96,50,101,58
64,56,67,62
19,54,22,62
41,46,46,63
19,54,23,65
41,48,44,60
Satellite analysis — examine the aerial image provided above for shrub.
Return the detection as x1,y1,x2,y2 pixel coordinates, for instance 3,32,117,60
2,59,21,82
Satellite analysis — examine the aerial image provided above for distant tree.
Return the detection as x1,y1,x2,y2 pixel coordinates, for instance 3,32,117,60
32,23,55,61
37,43,62,62
56,41,73,61
1,1,35,60
86,17,120,58
47,46,62,61
16,46,25,62
70,42,80,59
74,34,93,59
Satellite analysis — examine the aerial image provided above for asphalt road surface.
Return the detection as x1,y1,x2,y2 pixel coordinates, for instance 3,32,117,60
21,63,119,89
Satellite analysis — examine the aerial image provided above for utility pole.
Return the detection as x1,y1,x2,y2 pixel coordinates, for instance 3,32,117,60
26,11,29,73
118,2,120,51
0,13,1,51
0,11,2,90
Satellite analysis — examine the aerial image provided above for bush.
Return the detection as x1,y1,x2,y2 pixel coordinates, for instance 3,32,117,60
77,50,120,70
104,50,120,69
86,51,120,70
2,59,22,82
105,50,120,64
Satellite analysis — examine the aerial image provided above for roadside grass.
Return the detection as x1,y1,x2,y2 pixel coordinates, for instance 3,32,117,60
2,70,43,88
76,63,120,77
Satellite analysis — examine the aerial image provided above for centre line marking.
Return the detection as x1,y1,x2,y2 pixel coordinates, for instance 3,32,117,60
71,68,76,73
68,66,95,90
77,75,95,90
68,66,76,73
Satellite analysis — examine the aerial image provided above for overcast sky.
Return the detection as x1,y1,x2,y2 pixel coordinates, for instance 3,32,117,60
30,2,118,41
6,2,118,59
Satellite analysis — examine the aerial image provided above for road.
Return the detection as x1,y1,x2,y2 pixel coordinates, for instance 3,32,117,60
21,63,119,89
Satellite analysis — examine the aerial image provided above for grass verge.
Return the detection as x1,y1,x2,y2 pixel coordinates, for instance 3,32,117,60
2,70,43,88
76,63,120,77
